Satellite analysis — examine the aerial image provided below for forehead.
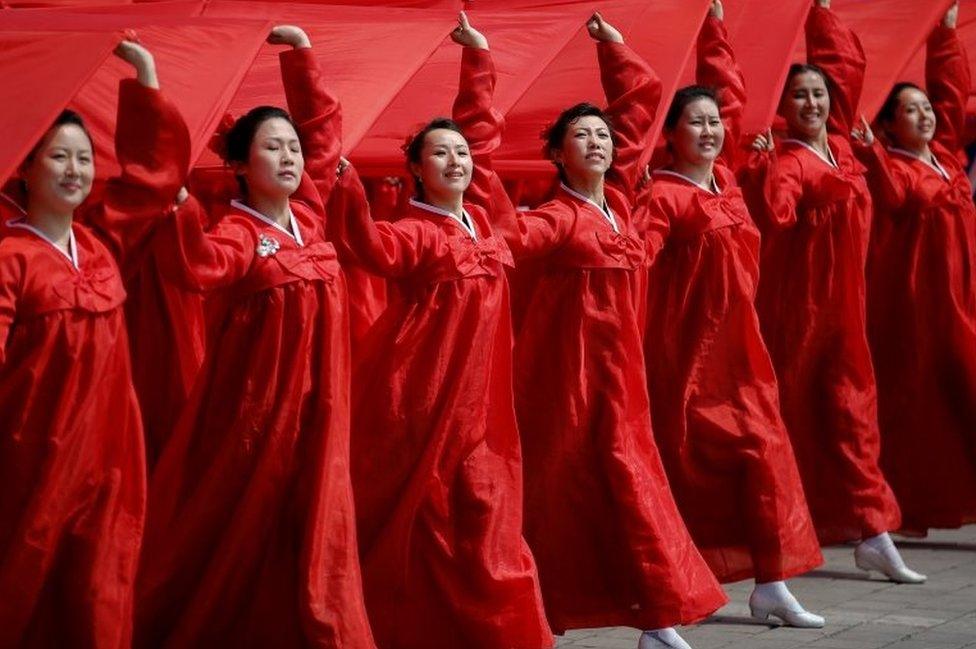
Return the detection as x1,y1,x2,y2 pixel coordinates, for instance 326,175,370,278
254,117,299,140
789,71,828,91
42,123,93,151
897,86,930,106
568,115,610,131
681,97,720,118
423,128,468,148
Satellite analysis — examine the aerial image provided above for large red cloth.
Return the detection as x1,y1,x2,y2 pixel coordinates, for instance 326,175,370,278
330,48,553,649
857,27,976,534
134,49,375,648
739,7,902,545
493,41,725,631
0,81,188,648
643,17,821,584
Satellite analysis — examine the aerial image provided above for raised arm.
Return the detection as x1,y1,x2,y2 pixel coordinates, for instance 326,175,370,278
0,252,20,367
855,139,911,211
806,0,866,137
739,147,804,231
327,162,437,277
591,12,663,197
450,12,504,212
927,3,971,153
152,192,255,292
697,2,746,168
86,40,191,277
274,26,343,207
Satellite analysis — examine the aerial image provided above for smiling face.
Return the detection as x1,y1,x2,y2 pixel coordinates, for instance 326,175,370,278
552,115,613,182
235,117,304,201
667,97,724,166
410,128,472,202
782,70,831,139
885,86,936,150
22,123,94,215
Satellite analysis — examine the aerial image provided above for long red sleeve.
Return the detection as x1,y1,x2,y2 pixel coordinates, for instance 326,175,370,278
697,16,746,169
806,5,866,138
280,47,342,208
855,140,910,212
85,79,190,277
927,24,971,155
0,253,19,366
599,41,662,197
453,46,504,213
739,149,803,230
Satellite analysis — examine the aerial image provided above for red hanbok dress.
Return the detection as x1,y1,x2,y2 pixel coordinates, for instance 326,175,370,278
134,49,375,649
738,6,901,545
0,80,188,648
329,47,552,649
497,41,726,632
857,25,976,534
642,16,822,584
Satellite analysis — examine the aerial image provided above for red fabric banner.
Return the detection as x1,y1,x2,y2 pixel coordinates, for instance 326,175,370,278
0,30,117,185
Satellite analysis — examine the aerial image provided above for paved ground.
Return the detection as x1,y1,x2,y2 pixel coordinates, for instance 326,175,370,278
556,526,976,649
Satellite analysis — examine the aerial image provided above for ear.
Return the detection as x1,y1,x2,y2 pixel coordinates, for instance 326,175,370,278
230,160,247,178
549,147,564,166
408,160,423,181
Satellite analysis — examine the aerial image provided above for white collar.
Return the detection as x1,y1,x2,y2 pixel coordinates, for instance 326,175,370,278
653,169,721,195
559,183,619,233
6,217,79,269
230,199,303,246
783,138,838,169
887,147,951,181
409,198,477,240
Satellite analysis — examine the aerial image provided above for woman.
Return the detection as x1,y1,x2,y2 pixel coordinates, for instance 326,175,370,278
0,41,188,647
492,13,726,649
327,14,553,649
739,0,923,582
855,2,976,536
133,26,375,648
642,0,824,627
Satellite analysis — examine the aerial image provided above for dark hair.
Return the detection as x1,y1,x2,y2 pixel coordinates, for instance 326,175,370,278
403,117,465,200
664,85,720,131
543,102,616,183
224,105,296,195
783,63,831,97
878,82,926,124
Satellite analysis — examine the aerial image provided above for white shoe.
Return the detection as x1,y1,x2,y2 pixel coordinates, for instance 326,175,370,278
854,541,927,584
638,628,693,649
748,588,825,628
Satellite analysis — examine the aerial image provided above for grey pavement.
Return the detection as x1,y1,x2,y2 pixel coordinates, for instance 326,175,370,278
556,526,976,649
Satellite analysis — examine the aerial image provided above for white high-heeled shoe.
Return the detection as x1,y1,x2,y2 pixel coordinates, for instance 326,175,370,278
748,589,826,628
854,541,927,584
638,628,693,649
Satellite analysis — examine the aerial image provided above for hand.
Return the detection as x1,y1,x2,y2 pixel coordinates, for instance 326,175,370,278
639,164,652,190
944,1,959,28
709,0,724,21
450,12,489,50
815,0,830,7
752,127,775,152
268,25,311,49
114,39,159,89
586,12,624,44
175,186,189,205
851,115,875,146
337,157,351,177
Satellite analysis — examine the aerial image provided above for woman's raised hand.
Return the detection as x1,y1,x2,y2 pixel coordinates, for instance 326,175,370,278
815,0,830,8
114,39,159,89
752,127,775,152
268,25,311,49
850,115,875,147
586,12,624,44
710,0,724,21
451,12,489,50
944,1,960,28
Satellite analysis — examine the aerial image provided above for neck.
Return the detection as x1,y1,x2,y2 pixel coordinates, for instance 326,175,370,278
670,158,716,190
563,172,605,207
421,192,464,217
25,204,73,250
793,126,830,155
246,194,291,227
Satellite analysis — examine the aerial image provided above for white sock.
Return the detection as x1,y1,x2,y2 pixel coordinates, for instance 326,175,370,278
752,580,803,612
861,532,907,568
